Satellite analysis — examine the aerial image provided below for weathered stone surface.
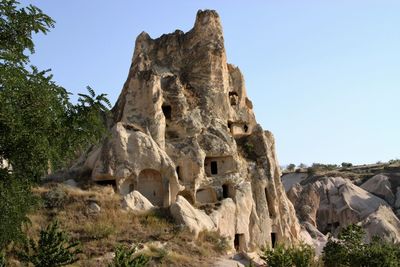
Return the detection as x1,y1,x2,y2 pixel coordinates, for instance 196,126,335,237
170,196,215,236
361,174,395,205
361,206,400,243
122,190,154,213
88,201,101,213
80,9,301,250
284,175,400,242
395,187,400,209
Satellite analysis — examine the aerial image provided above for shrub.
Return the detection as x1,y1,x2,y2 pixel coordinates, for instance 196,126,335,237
341,162,353,168
290,243,315,267
18,220,81,267
0,251,5,267
261,244,292,267
286,164,296,172
109,245,150,267
322,224,400,267
261,243,316,267
44,185,67,209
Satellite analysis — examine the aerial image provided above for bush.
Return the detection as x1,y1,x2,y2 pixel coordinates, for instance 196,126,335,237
286,164,296,172
18,220,81,267
261,243,315,267
261,244,292,267
109,245,150,267
341,162,353,168
0,251,5,267
44,185,67,209
323,224,400,267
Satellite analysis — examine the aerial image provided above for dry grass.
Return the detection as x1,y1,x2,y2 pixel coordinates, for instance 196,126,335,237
14,183,227,266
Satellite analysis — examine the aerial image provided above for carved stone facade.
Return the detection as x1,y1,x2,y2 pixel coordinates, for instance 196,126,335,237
82,10,301,251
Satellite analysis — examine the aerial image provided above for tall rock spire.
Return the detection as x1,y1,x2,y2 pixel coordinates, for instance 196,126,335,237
81,9,301,251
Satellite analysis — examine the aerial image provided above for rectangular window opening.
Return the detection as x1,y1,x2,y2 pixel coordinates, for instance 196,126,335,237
162,105,172,120
271,232,277,248
211,161,218,175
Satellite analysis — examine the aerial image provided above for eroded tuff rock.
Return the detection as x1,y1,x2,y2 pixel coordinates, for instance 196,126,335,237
82,10,300,250
285,175,400,242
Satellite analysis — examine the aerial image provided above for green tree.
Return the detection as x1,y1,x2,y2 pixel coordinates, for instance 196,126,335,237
109,245,150,267
18,221,81,267
0,0,110,249
286,163,296,172
322,224,400,267
260,244,292,267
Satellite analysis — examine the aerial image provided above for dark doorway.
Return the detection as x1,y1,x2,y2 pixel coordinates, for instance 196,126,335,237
234,234,245,252
244,124,248,133
222,184,229,198
271,232,277,248
162,105,172,120
176,166,181,181
228,121,232,132
211,161,218,175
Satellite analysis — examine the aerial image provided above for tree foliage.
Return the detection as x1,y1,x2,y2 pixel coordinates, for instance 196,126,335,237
0,0,110,250
109,245,150,267
0,172,37,248
261,243,316,267
323,224,400,267
18,221,81,267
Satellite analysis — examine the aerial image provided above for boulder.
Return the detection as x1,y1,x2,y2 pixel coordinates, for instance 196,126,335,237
170,196,215,236
361,205,400,243
122,190,154,213
88,201,101,213
361,174,395,205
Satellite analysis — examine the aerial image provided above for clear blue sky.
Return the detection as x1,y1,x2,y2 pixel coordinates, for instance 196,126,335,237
22,1,399,166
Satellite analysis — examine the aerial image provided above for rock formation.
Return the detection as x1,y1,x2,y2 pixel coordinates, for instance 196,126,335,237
80,10,301,251
284,174,400,243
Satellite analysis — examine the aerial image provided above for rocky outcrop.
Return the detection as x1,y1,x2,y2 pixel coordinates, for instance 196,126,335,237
170,196,215,236
284,175,400,242
122,190,154,213
361,174,395,205
80,9,301,250
361,206,400,243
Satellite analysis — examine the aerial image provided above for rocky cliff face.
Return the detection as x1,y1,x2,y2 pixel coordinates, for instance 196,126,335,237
284,173,400,243
82,10,300,251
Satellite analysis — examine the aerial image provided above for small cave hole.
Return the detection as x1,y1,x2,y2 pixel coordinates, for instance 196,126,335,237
244,124,248,133
234,234,245,251
210,161,218,175
229,91,239,106
162,105,172,120
228,121,232,132
222,184,229,199
176,166,181,181
271,232,277,248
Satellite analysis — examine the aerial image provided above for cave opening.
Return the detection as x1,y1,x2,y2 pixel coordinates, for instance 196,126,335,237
210,161,218,175
162,105,172,120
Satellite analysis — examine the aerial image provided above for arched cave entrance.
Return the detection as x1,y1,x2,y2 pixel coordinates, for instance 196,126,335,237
137,169,164,206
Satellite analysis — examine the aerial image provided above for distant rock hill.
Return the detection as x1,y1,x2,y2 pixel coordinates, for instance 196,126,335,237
282,162,400,248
